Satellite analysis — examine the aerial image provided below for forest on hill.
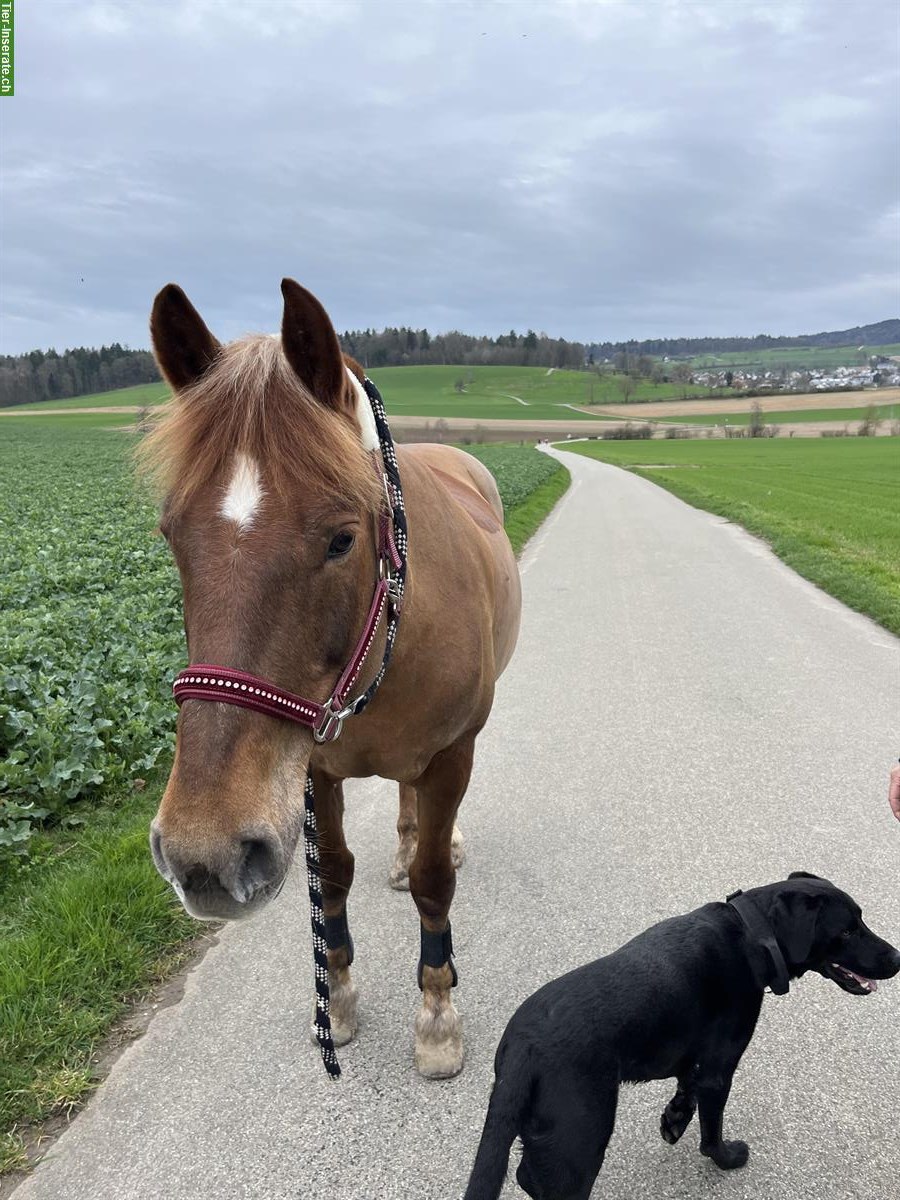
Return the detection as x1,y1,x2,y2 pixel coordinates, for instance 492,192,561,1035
0,345,159,408
1,320,896,407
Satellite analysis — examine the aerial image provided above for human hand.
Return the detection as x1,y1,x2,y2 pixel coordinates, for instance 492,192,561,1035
889,763,900,821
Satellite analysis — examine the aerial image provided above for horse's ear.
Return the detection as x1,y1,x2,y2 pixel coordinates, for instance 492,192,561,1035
280,278,350,411
150,284,220,391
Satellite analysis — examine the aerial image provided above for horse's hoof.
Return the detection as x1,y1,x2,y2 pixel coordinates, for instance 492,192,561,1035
415,1032,464,1079
310,966,358,1046
389,864,411,891
414,988,464,1079
451,824,465,871
309,1015,357,1048
389,840,416,891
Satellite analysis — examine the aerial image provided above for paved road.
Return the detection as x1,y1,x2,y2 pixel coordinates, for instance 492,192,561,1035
15,448,900,1200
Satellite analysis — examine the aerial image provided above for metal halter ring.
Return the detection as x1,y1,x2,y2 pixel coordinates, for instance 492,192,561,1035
313,700,356,745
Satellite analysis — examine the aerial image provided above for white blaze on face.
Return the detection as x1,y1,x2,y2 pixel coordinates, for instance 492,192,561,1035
221,453,264,528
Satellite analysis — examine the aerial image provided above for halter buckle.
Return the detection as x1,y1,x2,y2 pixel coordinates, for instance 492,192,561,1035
378,557,403,612
313,699,354,744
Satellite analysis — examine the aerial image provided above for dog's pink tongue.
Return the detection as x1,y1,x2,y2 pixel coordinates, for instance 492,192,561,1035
848,968,877,992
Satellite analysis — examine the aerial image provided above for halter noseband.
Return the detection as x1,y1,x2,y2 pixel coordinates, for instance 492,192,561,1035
171,378,407,745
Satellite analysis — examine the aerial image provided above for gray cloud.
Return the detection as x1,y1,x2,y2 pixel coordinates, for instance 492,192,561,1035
1,0,898,353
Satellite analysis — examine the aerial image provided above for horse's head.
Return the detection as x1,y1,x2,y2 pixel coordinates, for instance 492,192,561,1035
142,280,383,920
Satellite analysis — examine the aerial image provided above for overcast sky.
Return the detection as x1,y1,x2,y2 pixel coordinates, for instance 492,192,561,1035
1,0,898,354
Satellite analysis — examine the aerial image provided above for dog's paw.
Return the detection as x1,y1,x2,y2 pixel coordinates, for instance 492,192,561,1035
660,1099,695,1144
701,1139,749,1170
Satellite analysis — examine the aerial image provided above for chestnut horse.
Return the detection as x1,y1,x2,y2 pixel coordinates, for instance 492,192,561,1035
143,280,521,1077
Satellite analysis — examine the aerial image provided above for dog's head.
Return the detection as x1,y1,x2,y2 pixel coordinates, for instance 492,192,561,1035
762,872,900,995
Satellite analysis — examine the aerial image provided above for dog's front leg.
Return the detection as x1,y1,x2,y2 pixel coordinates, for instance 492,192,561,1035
696,1067,749,1169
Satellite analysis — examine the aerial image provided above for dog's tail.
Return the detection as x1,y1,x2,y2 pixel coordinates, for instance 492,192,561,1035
464,1046,531,1200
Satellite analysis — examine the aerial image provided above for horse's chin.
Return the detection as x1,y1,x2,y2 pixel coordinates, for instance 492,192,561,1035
172,873,285,922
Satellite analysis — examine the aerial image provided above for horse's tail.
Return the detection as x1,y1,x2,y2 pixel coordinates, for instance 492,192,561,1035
464,1045,531,1200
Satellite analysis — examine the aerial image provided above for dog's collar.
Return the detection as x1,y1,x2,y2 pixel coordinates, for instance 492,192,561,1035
726,889,791,996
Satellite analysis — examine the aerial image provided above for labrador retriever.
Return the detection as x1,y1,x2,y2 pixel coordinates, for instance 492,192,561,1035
464,873,899,1200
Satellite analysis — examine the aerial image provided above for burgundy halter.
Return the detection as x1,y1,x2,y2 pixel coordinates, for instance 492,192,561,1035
172,510,403,743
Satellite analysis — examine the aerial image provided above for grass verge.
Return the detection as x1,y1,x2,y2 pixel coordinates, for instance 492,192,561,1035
0,787,195,1163
0,444,568,1172
559,438,899,635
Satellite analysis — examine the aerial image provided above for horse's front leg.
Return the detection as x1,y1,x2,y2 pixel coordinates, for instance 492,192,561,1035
308,768,358,1046
408,735,474,1079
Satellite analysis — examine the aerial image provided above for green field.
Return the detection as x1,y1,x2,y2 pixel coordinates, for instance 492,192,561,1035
653,402,900,426
4,381,172,411
0,415,566,1160
560,438,900,634
686,343,900,369
4,365,732,418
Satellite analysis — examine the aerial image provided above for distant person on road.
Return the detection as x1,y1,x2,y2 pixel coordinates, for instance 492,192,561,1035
889,761,900,821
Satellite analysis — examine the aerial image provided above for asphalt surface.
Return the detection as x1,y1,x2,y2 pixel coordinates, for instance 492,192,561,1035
15,447,900,1200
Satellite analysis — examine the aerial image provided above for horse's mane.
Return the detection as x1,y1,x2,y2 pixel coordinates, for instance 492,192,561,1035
137,335,382,518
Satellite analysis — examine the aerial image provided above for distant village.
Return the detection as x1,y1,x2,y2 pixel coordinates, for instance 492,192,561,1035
688,354,900,394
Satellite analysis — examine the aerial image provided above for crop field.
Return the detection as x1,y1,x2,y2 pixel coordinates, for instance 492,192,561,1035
685,343,900,369
561,438,900,635
4,364,731,418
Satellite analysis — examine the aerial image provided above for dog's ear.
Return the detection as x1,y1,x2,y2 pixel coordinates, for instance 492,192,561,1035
788,871,823,882
773,890,822,964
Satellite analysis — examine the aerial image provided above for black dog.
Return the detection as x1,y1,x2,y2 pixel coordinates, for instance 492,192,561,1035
465,873,899,1200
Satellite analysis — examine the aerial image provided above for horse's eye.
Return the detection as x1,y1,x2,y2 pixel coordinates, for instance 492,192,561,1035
327,531,355,559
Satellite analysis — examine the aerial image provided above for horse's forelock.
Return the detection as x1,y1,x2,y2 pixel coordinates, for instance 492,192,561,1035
137,334,381,519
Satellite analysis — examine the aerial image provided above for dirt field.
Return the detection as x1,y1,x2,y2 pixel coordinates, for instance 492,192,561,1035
582,387,900,420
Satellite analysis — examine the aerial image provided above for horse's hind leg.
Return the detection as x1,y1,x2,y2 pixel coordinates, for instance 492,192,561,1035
308,768,358,1046
408,734,474,1078
390,783,465,891
389,783,418,891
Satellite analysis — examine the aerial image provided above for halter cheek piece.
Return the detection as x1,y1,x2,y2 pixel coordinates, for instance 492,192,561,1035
170,378,411,1079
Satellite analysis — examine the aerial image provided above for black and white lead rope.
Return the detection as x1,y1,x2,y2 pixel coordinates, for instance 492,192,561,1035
302,377,407,1078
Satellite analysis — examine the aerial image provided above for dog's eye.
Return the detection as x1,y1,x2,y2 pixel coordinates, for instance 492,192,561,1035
327,531,355,559
840,929,852,940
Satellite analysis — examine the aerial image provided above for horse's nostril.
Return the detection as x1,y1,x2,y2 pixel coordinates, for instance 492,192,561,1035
183,864,217,894
236,837,280,902
149,824,168,876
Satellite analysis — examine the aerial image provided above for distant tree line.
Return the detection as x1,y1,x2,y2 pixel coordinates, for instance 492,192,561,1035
338,327,585,370
2,316,895,407
588,318,899,361
0,345,160,407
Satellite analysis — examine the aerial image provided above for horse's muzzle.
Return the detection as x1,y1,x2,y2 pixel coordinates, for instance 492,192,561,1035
150,821,286,920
